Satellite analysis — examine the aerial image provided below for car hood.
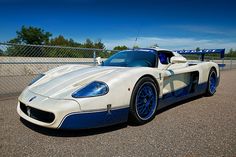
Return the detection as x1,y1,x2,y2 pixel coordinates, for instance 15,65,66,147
28,65,128,99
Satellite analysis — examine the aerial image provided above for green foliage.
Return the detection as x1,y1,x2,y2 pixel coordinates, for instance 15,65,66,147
49,36,105,49
97,51,116,58
46,48,89,58
113,45,128,51
49,35,82,47
133,45,139,49
0,49,4,56
7,25,236,59
9,25,52,45
83,39,94,48
6,26,52,57
226,48,236,57
6,25,108,58
196,47,200,51
5,45,49,57
94,39,105,49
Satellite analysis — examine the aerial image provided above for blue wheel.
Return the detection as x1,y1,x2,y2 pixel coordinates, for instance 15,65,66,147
206,69,217,96
129,77,159,124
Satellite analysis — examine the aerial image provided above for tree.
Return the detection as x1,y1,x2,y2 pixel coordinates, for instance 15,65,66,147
7,26,52,56
0,49,4,56
49,35,83,47
49,35,82,47
49,37,106,57
6,25,114,57
151,44,159,48
227,48,236,57
94,39,105,49
50,35,70,46
84,39,94,48
196,47,200,51
133,45,139,49
113,45,128,51
48,35,85,57
9,25,52,45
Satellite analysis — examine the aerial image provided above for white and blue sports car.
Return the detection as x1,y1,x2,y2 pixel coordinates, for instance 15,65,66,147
17,48,220,129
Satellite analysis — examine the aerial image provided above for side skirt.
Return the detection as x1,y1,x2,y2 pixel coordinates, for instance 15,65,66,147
58,107,129,130
158,82,208,110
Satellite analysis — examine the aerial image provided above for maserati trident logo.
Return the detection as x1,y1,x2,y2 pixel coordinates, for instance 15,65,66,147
27,107,31,116
29,96,36,102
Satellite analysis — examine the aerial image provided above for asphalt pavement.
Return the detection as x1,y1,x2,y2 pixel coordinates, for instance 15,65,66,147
0,69,236,157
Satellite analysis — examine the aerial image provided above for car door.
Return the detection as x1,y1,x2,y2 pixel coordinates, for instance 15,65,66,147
158,51,192,100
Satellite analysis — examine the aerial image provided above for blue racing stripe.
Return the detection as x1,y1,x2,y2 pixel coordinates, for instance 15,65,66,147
59,107,129,130
59,77,220,129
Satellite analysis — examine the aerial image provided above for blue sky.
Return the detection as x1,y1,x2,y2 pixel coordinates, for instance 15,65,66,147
0,0,236,50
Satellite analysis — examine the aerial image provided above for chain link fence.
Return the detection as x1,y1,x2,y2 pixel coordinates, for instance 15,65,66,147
182,54,236,70
0,43,117,96
0,42,236,97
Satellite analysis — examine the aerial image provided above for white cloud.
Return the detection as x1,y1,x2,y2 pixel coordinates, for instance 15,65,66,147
168,25,236,36
104,37,236,52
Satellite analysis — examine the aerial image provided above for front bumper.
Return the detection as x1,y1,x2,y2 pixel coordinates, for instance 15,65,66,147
17,89,80,129
17,89,129,130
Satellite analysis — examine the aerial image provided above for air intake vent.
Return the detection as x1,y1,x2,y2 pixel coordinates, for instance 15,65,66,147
20,102,55,123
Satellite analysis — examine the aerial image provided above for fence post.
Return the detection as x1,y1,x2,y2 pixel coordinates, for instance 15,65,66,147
230,59,232,70
93,51,96,66
221,58,224,70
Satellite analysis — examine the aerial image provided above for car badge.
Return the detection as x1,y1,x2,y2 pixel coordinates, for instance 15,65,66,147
27,107,31,116
29,96,36,102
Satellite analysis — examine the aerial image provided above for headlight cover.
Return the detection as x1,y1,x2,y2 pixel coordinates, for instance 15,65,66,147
28,74,45,86
72,81,109,98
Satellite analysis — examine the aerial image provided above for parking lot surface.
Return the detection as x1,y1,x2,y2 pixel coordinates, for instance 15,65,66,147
0,70,236,157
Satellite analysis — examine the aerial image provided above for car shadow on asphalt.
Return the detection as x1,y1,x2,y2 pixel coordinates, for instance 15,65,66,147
20,94,204,136
156,94,204,114
20,117,128,137
129,94,204,126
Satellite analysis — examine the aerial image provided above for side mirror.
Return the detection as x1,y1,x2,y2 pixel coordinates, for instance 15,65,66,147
96,57,102,65
170,56,187,64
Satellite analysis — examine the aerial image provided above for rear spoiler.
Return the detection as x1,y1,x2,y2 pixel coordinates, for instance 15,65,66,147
173,49,225,61
173,49,226,67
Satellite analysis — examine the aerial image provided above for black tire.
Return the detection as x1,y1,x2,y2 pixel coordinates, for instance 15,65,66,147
205,68,217,96
129,77,159,125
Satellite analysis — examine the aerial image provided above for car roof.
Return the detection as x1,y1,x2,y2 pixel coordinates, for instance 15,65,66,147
122,47,181,57
130,47,174,53
148,47,173,52
132,48,182,57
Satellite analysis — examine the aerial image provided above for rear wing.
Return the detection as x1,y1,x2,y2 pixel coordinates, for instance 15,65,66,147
173,49,225,67
173,49,225,61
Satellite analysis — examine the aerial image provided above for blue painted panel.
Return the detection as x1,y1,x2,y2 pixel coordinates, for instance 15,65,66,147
158,82,208,109
59,107,129,130
218,64,226,67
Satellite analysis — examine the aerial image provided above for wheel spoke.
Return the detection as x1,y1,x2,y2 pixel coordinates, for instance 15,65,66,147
137,103,145,109
145,96,154,107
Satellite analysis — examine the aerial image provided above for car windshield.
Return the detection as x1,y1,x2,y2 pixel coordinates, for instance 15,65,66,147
102,50,156,67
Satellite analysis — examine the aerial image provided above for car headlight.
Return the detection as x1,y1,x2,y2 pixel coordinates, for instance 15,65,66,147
28,74,45,86
72,81,109,98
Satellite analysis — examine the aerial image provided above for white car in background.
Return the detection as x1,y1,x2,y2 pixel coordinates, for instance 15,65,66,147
17,48,220,129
